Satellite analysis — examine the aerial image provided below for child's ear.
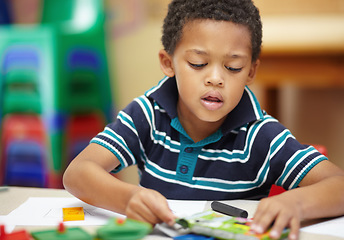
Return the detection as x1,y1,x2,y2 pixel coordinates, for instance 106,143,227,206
159,49,175,77
246,59,260,85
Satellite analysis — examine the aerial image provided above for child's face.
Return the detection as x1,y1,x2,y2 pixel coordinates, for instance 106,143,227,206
160,19,259,127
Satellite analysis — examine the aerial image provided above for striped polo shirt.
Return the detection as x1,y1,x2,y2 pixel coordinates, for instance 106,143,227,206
91,76,327,200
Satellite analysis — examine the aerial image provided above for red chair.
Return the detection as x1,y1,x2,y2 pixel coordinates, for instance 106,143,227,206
64,113,104,169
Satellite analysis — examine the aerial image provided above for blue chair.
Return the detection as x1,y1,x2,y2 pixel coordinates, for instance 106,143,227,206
0,0,11,25
4,140,48,187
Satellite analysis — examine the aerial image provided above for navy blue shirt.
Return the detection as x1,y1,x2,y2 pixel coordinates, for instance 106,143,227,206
91,76,327,200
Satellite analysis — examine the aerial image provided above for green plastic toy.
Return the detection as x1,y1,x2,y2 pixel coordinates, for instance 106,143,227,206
31,223,93,240
176,210,290,240
96,217,152,240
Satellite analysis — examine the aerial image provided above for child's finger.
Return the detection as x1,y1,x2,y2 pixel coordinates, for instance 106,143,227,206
287,217,299,240
143,192,176,225
270,215,299,240
268,213,292,239
251,199,277,233
252,196,301,240
126,200,160,225
126,209,155,225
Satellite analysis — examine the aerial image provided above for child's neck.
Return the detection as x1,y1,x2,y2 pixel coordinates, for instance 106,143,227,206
178,114,225,143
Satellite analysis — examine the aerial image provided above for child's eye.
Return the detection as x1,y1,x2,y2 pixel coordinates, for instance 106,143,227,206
189,62,208,69
225,66,242,72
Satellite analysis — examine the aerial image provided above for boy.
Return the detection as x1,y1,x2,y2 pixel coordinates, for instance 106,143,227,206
63,0,344,239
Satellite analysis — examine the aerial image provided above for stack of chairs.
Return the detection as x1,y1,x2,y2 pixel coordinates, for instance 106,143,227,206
0,35,49,187
0,0,115,188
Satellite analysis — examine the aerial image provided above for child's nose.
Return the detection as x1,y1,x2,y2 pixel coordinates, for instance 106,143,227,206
205,67,224,87
205,79,224,86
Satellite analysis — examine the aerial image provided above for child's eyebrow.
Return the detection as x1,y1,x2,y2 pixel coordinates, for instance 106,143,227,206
186,49,208,55
186,49,248,60
225,53,248,60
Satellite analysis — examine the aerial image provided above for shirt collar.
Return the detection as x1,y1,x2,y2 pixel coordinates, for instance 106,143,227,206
145,76,264,135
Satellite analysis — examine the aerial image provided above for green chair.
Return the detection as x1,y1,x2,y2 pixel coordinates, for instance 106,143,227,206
40,0,114,120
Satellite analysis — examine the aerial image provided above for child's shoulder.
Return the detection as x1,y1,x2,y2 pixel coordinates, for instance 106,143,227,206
245,113,292,141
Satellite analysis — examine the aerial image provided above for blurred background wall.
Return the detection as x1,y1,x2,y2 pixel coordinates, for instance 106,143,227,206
2,0,344,185
254,0,344,172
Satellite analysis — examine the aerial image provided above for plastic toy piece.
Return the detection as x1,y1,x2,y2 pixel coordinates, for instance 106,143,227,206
62,207,85,221
31,223,92,240
0,225,32,240
58,222,66,233
174,234,215,240
116,218,125,225
96,217,152,240
176,210,290,240
211,201,248,218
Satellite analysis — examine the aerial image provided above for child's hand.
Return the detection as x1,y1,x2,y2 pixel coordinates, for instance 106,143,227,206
125,187,176,226
250,192,302,240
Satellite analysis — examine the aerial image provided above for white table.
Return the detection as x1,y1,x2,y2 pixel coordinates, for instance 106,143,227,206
0,186,342,240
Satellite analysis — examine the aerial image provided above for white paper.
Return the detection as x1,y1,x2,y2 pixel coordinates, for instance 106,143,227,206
167,199,206,217
0,215,15,232
301,216,344,238
4,197,206,228
5,197,124,227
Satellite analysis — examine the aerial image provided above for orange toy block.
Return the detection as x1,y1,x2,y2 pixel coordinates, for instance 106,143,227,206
62,207,85,221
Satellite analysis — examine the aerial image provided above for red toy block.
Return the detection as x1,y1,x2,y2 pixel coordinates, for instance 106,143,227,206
0,225,32,240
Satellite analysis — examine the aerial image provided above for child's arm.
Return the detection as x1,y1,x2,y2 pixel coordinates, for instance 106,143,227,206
251,160,344,240
63,143,176,225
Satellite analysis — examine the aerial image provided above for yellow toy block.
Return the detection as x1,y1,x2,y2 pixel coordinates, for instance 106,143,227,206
62,207,85,221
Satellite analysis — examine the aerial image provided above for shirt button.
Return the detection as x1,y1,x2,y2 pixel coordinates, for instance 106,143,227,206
180,165,189,174
184,147,193,153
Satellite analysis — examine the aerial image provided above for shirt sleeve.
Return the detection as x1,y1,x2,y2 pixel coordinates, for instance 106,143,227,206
256,117,328,190
90,95,152,173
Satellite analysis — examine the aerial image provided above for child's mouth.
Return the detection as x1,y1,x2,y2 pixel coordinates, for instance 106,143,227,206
201,93,224,111
203,96,222,102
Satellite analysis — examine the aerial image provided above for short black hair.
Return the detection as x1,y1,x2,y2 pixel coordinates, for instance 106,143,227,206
161,0,262,62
